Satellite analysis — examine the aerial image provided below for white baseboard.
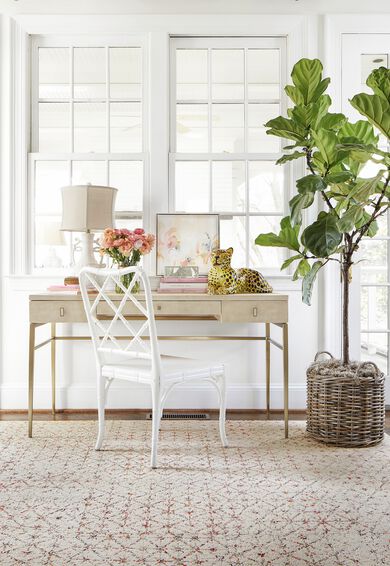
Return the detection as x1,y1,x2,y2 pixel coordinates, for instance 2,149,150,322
0,383,307,411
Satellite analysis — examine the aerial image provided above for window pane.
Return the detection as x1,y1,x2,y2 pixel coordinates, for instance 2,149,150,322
376,213,388,237
361,332,388,374
248,104,280,152
74,47,106,98
176,49,208,101
35,161,69,215
212,104,244,153
115,218,143,231
39,48,69,99
249,161,284,213
176,104,208,152
249,216,285,269
109,47,141,99
175,162,209,212
109,161,143,211
35,215,69,268
39,103,70,152
110,102,142,152
212,161,245,212
361,267,387,285
212,49,244,100
74,102,106,152
247,49,280,100
361,286,388,331
358,240,387,269
72,161,106,186
219,216,246,268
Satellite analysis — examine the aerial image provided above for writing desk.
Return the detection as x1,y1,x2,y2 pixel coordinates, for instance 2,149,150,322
28,292,289,438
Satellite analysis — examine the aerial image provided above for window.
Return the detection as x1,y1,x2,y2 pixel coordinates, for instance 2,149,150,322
30,37,146,270
359,53,390,374
169,37,287,271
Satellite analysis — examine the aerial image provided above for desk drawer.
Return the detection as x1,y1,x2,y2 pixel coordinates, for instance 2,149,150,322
221,300,287,323
97,300,221,319
30,301,87,323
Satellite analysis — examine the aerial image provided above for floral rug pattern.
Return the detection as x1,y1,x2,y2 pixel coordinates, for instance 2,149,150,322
0,420,389,565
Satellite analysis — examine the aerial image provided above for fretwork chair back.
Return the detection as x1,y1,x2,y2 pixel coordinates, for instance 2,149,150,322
79,265,228,468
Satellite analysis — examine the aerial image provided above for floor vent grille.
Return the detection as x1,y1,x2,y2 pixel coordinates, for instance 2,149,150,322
147,412,210,420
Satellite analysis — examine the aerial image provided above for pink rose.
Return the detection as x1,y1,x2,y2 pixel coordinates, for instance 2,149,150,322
134,228,145,235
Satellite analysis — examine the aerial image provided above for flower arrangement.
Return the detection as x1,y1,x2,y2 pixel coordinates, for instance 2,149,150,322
100,228,155,292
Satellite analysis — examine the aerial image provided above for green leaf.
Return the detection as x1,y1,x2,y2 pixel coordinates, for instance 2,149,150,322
339,120,379,145
276,151,306,165
301,212,342,257
285,84,304,106
355,210,379,237
292,258,311,281
265,116,307,142
255,216,301,252
302,261,323,306
366,67,390,102
349,93,390,138
296,174,327,194
325,171,353,184
337,205,364,233
289,192,315,225
317,112,347,131
346,171,384,203
291,59,326,104
311,128,338,166
281,254,302,270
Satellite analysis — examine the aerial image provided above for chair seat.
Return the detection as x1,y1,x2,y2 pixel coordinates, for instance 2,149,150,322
102,355,224,384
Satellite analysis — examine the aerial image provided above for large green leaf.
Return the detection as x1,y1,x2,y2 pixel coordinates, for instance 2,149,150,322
311,129,338,166
339,120,378,145
325,171,353,184
291,59,326,104
301,212,342,257
255,216,300,252
350,93,390,138
265,116,307,142
285,84,304,106
296,174,327,194
366,67,390,102
345,171,384,203
355,210,379,237
281,254,302,270
317,113,347,131
292,258,311,281
289,192,315,225
337,205,364,233
276,151,306,165
302,261,323,306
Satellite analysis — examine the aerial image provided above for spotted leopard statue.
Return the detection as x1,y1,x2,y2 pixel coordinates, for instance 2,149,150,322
207,247,273,295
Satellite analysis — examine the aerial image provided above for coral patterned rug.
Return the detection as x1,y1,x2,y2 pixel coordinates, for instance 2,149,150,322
0,420,389,565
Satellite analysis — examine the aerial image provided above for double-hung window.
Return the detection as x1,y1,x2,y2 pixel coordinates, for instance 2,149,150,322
169,37,287,272
30,36,146,270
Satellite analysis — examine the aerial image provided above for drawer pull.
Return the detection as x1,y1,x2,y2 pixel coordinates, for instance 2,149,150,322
156,305,162,311
59,307,65,317
252,307,258,317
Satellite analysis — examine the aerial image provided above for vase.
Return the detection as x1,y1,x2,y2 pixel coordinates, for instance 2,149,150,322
115,268,140,294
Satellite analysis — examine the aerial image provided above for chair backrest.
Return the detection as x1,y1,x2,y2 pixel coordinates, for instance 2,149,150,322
79,266,161,379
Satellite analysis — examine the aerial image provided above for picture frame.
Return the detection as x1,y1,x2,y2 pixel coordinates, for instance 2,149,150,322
156,213,219,276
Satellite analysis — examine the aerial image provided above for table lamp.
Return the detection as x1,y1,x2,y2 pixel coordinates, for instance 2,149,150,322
61,184,118,271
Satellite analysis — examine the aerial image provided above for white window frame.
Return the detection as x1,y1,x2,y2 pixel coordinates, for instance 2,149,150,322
28,34,149,273
169,36,289,272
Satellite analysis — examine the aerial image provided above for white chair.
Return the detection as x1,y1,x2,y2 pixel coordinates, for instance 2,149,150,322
79,265,228,468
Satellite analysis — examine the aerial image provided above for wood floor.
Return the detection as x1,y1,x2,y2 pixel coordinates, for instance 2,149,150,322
1,409,389,434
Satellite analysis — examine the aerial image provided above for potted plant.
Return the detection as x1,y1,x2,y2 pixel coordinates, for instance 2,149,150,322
256,59,389,446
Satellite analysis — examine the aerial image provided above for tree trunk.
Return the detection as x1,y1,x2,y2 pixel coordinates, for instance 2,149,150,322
342,261,351,365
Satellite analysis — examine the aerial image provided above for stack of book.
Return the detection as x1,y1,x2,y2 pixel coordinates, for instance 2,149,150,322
157,276,208,294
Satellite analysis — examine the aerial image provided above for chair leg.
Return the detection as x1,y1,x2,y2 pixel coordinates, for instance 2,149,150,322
95,372,105,451
218,374,228,448
151,390,161,468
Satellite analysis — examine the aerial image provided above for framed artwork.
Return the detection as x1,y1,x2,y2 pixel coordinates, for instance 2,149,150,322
156,213,219,276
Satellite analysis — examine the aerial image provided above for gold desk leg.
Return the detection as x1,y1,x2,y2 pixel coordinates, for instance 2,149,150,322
51,323,56,417
265,323,271,419
28,323,37,438
283,323,289,439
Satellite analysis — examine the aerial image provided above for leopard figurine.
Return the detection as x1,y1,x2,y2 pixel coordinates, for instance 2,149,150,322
207,247,273,295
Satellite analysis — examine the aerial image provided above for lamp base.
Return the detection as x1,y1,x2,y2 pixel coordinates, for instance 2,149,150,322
74,232,101,272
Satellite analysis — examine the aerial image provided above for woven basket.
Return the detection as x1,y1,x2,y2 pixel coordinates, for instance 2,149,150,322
307,352,385,447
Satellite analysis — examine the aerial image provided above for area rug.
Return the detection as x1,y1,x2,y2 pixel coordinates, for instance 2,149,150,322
0,420,389,565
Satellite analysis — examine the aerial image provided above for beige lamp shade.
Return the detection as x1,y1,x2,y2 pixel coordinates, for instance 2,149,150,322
60,185,118,232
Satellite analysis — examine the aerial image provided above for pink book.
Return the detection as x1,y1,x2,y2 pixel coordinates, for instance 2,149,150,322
157,287,207,294
47,285,80,291
161,277,208,283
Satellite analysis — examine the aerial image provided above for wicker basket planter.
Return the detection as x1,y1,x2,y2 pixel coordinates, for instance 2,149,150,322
307,352,385,447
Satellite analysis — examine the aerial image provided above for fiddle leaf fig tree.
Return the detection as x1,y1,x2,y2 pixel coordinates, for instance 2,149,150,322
255,60,390,365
